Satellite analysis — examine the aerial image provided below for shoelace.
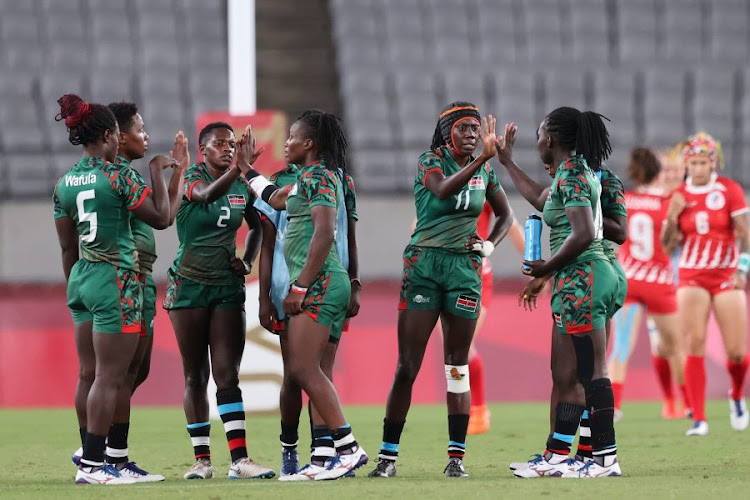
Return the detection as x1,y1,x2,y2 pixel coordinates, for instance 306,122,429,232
101,464,122,478
577,459,595,475
282,451,298,472
324,456,342,470
124,462,148,476
528,454,544,465
376,460,391,472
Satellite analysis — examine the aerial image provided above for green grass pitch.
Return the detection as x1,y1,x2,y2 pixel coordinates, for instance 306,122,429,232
1,401,748,499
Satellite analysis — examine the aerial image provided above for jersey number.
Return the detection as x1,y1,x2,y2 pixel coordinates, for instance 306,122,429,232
695,210,710,235
217,206,231,227
629,212,654,260
76,189,98,243
455,190,471,211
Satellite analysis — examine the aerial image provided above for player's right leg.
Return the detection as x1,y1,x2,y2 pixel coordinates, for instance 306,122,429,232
607,303,643,421
713,288,749,431
677,286,712,436
650,311,684,419
71,320,94,466
277,325,304,478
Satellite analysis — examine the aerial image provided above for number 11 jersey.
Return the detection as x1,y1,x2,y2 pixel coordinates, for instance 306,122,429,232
409,146,502,252
171,162,253,285
676,173,749,271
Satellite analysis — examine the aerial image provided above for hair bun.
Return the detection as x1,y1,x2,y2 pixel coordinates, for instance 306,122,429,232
56,94,91,128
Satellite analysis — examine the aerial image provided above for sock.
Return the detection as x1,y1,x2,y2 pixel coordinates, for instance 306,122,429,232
545,403,584,456
217,387,247,463
576,409,592,459
652,355,674,400
311,425,335,466
379,418,405,462
80,432,106,469
679,383,692,411
587,378,617,464
105,422,129,465
611,382,623,410
280,420,298,451
468,354,486,407
447,413,470,459
332,424,358,455
79,427,86,448
685,355,706,421
187,421,211,460
727,356,749,401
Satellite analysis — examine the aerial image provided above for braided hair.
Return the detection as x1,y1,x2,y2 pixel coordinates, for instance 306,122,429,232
55,94,117,146
430,101,481,152
297,110,347,171
545,107,611,168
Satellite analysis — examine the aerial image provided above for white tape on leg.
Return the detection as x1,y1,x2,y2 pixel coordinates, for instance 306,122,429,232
445,364,470,393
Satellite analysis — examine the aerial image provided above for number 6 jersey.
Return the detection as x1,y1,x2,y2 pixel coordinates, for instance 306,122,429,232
409,146,502,252
52,157,151,270
618,187,674,284
675,173,749,271
171,162,253,285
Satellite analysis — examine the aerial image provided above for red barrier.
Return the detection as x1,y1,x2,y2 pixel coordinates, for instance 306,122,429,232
1,282,745,407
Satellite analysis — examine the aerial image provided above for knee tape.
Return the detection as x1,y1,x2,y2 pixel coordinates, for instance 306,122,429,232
445,364,470,393
571,335,595,386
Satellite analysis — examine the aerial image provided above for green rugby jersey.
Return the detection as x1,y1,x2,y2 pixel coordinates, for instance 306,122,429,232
543,155,608,265
52,157,150,270
171,162,253,285
284,160,347,283
270,163,300,188
598,167,628,260
409,146,502,252
116,156,157,274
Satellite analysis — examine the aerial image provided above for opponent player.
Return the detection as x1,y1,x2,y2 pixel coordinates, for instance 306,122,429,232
608,147,684,420
662,132,750,436
368,103,514,479
53,94,174,484
165,122,275,479
255,111,362,480
242,112,368,480
499,108,622,478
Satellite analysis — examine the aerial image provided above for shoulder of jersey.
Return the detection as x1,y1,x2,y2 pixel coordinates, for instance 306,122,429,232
419,149,442,163
717,175,741,190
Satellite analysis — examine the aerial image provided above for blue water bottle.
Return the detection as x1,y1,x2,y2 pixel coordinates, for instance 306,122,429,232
523,213,543,271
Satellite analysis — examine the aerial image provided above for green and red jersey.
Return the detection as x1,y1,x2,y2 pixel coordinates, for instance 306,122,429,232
116,156,157,274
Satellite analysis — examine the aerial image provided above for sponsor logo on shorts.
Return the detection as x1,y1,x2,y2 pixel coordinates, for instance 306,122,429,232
412,294,430,304
553,313,563,328
706,191,725,211
449,367,465,380
455,294,478,312
468,175,485,190
228,194,246,208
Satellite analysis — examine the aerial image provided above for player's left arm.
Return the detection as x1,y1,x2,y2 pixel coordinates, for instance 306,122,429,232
167,131,189,226
731,212,749,290
344,174,361,318
602,172,628,245
230,205,262,276
54,216,79,281
603,213,627,245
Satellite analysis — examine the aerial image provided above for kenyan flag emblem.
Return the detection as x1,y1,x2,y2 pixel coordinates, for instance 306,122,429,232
455,294,478,312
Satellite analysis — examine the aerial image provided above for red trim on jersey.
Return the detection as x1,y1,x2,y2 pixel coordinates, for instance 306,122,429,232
128,187,152,211
187,180,201,201
422,168,443,186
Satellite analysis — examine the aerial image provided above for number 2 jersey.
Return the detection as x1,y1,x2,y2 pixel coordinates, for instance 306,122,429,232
618,187,674,284
170,162,253,285
409,146,502,252
52,157,151,271
676,173,748,272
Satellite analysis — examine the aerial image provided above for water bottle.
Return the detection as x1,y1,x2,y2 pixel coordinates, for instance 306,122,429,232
523,213,543,271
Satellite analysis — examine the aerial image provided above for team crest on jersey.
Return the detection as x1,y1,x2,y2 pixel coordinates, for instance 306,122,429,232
705,191,725,210
227,194,246,208
455,294,478,312
468,175,485,190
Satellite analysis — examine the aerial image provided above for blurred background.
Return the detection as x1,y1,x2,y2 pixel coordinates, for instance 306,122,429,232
0,0,747,408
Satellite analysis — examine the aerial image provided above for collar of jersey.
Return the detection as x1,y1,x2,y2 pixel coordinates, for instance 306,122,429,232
439,146,475,167
685,172,719,194
115,155,132,167
301,159,326,170
78,156,108,169
561,154,587,170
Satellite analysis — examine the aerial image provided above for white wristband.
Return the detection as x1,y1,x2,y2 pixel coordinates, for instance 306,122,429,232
472,240,495,257
247,175,273,198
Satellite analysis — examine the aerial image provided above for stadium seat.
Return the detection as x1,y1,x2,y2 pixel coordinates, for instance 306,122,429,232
692,67,737,143
591,70,638,147
489,69,540,147
42,13,86,44
618,0,658,64
6,154,53,198
39,0,83,13
50,152,85,179
90,14,132,41
475,0,517,64
542,69,587,114
0,0,34,13
89,72,136,108
92,43,136,72
393,72,440,149
48,42,90,71
709,0,749,61
351,149,400,191
569,0,610,64
663,0,705,62
0,13,39,42
442,72,488,117
643,68,688,147
522,0,564,64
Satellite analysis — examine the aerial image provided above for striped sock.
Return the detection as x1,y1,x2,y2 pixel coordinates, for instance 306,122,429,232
378,419,405,462
280,420,298,451
576,410,592,459
81,432,106,469
217,387,247,463
187,421,211,460
332,423,358,455
546,403,584,455
105,422,129,465
588,378,617,462
447,414,469,459
311,425,335,466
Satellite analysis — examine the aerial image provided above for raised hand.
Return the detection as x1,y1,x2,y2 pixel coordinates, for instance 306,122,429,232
667,191,686,222
236,125,265,175
170,130,190,172
479,114,497,160
149,154,179,170
495,122,517,165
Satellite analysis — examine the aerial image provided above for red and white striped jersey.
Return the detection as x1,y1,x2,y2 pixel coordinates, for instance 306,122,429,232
619,187,674,284
676,173,749,271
